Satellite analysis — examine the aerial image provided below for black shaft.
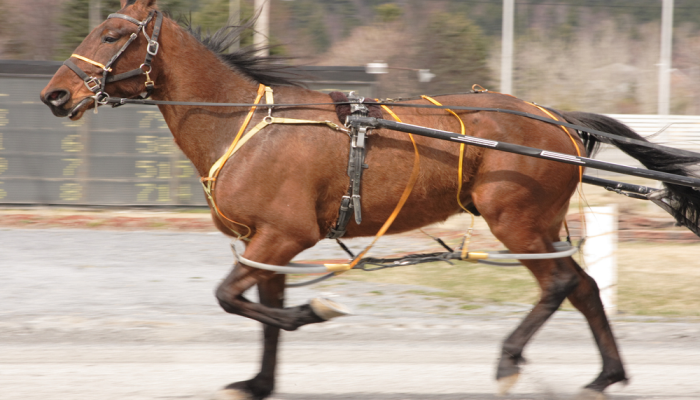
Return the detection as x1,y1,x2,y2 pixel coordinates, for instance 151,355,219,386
349,116,700,189
581,175,658,195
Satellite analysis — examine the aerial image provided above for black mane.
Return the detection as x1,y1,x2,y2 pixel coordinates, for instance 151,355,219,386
185,20,303,87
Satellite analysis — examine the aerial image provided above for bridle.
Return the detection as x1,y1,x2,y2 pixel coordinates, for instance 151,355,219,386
62,10,163,116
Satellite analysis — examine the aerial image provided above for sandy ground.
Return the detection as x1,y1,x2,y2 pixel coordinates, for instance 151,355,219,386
2,226,699,400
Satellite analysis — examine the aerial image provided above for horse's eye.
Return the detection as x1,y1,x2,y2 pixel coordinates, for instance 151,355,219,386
102,36,119,44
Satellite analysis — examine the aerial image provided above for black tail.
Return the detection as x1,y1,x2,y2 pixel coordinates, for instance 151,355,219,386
559,110,700,237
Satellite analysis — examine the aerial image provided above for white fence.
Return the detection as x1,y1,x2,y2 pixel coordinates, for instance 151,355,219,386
591,114,700,178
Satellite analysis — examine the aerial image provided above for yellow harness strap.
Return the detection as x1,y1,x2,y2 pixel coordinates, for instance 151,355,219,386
525,102,583,181
202,85,348,240
524,101,586,242
202,84,266,239
329,105,421,274
420,95,477,259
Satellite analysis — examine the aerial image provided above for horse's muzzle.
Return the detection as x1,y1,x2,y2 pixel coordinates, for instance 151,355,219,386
41,88,72,117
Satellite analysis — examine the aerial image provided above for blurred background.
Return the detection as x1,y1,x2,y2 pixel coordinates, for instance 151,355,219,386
1,5,699,397
2,0,700,111
3,0,700,207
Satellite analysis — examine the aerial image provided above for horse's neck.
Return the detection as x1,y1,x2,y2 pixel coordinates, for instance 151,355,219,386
152,20,261,177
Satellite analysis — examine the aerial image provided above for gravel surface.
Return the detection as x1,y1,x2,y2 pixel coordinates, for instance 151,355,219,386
2,228,699,400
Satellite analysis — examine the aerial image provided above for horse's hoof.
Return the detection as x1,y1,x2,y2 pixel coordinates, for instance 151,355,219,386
574,388,606,400
212,388,254,400
310,297,353,320
496,372,520,396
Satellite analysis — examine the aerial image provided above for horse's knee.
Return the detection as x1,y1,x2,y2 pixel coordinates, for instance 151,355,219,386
215,284,246,315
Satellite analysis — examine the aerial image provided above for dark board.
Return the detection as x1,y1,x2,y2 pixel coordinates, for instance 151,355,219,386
0,61,375,206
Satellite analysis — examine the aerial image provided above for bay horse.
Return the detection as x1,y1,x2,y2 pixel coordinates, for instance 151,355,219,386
40,0,700,399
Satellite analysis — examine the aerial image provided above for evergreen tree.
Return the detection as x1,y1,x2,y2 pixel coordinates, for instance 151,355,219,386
289,0,331,53
421,12,492,94
56,0,194,60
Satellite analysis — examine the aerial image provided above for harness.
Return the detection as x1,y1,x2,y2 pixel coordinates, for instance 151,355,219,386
60,11,598,282
201,84,349,240
62,10,163,115
327,92,371,239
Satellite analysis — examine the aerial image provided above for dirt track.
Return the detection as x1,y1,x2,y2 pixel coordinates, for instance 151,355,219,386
2,226,699,400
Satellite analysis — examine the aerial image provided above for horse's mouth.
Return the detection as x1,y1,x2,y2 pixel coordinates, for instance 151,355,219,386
67,97,95,120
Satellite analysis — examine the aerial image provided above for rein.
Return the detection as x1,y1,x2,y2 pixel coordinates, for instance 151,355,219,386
102,97,700,160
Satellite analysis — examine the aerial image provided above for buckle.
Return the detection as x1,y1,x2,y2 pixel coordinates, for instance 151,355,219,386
84,77,101,92
147,40,159,56
94,92,110,106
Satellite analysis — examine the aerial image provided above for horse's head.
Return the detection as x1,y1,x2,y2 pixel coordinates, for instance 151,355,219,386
41,0,162,120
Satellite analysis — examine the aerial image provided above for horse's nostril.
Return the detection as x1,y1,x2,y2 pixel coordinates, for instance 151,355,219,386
43,89,70,107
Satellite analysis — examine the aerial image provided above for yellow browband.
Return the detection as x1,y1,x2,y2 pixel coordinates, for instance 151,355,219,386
70,54,113,72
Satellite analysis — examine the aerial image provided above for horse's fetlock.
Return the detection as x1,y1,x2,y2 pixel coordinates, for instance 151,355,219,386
500,344,524,364
223,378,274,400
585,368,628,392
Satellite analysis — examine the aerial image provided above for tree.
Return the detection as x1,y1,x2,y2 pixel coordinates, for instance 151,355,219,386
56,0,193,60
288,0,331,53
374,3,402,23
421,12,492,94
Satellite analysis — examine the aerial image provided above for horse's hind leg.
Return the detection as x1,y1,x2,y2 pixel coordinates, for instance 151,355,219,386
483,212,626,397
494,255,581,394
473,181,588,394
217,274,286,400
566,261,627,397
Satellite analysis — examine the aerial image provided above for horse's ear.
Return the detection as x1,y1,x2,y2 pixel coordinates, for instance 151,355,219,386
120,0,156,9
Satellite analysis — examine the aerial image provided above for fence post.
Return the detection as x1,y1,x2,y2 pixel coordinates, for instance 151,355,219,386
583,205,618,315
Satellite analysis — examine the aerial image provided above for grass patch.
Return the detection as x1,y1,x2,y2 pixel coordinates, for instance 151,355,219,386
345,261,538,306
341,242,700,317
616,243,700,317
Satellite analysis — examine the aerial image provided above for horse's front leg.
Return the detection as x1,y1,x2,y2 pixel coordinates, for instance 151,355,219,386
217,274,286,400
215,260,324,331
214,231,349,399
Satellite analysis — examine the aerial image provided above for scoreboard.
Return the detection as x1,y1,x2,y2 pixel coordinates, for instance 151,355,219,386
0,61,376,206
0,72,203,206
